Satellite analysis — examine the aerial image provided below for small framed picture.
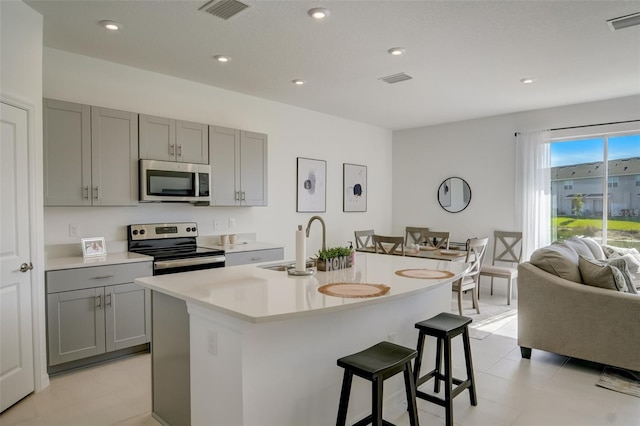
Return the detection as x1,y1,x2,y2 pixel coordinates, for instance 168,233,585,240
297,157,327,213
81,237,106,257
343,163,367,212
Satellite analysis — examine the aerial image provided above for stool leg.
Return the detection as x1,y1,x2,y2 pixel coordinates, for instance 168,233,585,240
336,370,353,426
462,328,478,406
443,337,454,426
372,377,383,426
403,362,420,426
434,337,442,393
414,332,425,384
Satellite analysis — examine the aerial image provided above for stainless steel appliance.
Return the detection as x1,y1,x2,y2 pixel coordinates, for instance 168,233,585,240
139,159,210,203
127,222,224,274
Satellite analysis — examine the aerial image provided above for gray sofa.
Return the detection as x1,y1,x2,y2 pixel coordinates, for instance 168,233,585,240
517,237,640,372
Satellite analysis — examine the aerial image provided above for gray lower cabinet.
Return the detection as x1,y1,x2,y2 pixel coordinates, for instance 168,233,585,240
224,248,284,266
46,262,152,367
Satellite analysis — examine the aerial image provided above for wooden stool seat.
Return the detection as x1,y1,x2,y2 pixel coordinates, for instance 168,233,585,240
337,341,420,426
413,312,477,426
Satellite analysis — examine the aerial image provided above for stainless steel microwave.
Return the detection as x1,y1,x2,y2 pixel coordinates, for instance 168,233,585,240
139,159,210,202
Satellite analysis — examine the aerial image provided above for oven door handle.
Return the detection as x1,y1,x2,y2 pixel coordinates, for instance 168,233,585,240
154,255,226,270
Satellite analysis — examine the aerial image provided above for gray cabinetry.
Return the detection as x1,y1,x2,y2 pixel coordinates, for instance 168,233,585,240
209,126,268,206
46,262,152,368
224,248,283,266
43,99,139,207
139,114,208,164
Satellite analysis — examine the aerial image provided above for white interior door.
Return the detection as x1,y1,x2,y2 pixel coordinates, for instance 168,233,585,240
0,101,35,412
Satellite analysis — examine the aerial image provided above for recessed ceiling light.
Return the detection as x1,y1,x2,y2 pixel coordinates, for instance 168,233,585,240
520,78,535,84
292,79,305,86
387,47,406,56
100,20,122,31
308,7,330,20
213,55,231,63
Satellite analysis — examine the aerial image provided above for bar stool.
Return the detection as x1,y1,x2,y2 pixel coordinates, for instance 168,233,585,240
413,312,477,426
337,341,420,426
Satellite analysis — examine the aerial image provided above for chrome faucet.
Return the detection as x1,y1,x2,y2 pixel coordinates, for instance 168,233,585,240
305,216,326,252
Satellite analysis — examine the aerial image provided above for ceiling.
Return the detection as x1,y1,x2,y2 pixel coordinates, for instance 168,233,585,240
25,0,640,130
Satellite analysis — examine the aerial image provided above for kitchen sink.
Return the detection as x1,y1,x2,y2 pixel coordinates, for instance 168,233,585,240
259,260,315,271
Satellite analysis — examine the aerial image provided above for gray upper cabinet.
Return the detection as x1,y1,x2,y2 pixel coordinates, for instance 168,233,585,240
209,126,268,206
139,114,208,164
43,99,139,207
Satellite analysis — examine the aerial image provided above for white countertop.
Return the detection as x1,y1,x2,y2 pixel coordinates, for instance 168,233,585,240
45,252,153,271
202,241,284,253
135,252,469,323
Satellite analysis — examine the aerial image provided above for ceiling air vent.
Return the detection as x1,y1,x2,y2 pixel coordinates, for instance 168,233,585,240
379,72,413,84
607,12,640,31
199,0,250,20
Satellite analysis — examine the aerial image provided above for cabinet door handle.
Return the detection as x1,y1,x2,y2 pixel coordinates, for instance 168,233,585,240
96,294,102,309
93,186,99,200
177,145,182,156
92,274,114,279
105,293,112,308
241,191,246,201
169,144,175,155
234,191,239,201
83,186,89,199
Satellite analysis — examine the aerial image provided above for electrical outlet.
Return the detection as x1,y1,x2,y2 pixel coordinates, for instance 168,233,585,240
229,218,236,229
213,220,220,230
69,224,79,238
207,330,218,356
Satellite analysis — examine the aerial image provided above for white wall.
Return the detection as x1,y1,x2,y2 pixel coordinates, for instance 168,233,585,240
392,95,640,244
0,0,47,391
43,48,393,258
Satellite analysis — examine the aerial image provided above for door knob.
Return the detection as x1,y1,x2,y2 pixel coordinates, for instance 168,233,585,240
20,262,33,273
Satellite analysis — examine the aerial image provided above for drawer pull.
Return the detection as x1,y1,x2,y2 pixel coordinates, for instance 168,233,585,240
250,257,262,261
92,274,114,279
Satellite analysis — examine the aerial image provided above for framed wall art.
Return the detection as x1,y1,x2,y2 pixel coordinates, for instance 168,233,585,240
81,237,106,257
343,163,367,212
297,157,326,212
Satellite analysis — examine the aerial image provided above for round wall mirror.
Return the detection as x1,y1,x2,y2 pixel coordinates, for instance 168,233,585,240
437,177,471,213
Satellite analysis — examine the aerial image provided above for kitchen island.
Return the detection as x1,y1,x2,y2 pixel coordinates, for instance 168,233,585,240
135,252,468,426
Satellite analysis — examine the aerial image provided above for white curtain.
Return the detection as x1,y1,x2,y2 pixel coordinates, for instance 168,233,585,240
515,130,551,260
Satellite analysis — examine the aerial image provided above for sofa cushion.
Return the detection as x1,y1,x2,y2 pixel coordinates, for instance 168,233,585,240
578,237,606,260
564,237,596,260
578,255,631,293
530,242,581,283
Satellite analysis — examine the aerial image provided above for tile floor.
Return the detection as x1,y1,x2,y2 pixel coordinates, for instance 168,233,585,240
2,285,638,426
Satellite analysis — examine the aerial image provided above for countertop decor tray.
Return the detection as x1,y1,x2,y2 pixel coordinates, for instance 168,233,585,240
395,269,455,279
318,283,390,298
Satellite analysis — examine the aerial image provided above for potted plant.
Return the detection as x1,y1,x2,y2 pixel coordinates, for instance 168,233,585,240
316,246,353,271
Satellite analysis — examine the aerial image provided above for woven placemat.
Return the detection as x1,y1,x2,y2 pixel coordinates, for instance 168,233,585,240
317,283,390,298
395,269,455,279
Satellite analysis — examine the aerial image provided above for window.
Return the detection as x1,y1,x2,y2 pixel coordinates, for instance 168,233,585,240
550,133,640,249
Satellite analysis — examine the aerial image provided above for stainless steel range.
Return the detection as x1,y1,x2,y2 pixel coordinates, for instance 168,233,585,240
127,222,225,275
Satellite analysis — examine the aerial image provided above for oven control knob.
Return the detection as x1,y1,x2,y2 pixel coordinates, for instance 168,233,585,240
132,230,138,235
140,230,146,235
192,227,197,232
186,227,191,232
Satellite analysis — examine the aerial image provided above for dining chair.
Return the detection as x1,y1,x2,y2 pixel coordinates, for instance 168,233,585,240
405,227,429,245
421,231,450,250
354,230,375,250
479,231,523,305
452,237,489,316
373,235,405,256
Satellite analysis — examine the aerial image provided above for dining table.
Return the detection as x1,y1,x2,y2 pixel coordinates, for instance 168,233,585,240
356,245,468,261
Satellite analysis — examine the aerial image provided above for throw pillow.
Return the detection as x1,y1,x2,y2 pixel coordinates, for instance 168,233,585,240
578,255,629,293
601,245,640,273
564,237,595,259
